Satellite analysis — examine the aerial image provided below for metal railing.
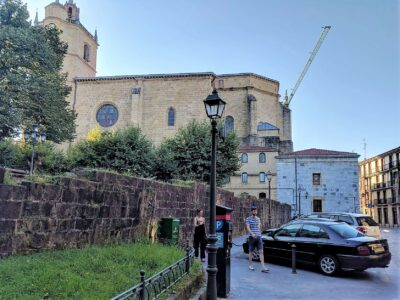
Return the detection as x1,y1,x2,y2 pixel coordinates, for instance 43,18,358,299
383,161,400,171
111,243,195,300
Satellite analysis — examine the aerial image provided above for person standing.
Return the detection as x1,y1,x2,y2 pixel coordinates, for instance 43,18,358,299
193,209,207,262
245,205,269,272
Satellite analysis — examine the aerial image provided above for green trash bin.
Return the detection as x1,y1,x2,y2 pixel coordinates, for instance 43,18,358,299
159,217,180,244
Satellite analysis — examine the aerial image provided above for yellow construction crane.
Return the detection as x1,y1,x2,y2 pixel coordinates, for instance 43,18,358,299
283,26,331,107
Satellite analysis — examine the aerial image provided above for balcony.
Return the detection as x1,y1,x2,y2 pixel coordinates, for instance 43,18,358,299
383,160,400,171
371,181,397,190
372,182,387,190
374,198,387,205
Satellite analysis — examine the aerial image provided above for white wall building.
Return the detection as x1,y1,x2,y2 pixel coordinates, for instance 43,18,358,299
276,149,360,217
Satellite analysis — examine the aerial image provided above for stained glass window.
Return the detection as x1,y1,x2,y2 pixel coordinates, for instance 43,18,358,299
96,104,118,127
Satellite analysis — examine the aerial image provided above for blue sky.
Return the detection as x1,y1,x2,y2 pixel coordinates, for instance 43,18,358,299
26,0,399,158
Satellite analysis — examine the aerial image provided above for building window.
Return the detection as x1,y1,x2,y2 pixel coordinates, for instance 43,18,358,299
218,79,224,88
383,208,388,224
259,172,265,183
313,173,321,185
241,153,248,163
225,116,234,135
259,152,266,163
378,208,382,224
83,44,90,62
168,107,175,127
96,104,118,127
313,199,322,212
241,172,248,183
259,192,266,199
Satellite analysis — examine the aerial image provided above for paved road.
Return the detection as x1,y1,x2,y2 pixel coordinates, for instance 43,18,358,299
221,228,399,300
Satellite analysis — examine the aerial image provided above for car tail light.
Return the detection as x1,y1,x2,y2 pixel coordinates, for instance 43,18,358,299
357,245,370,256
356,226,366,233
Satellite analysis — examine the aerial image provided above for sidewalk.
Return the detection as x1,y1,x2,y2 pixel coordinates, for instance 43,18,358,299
218,232,399,300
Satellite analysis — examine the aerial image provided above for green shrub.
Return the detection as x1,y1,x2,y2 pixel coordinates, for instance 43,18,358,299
0,139,24,168
67,126,156,177
18,141,67,174
3,170,16,185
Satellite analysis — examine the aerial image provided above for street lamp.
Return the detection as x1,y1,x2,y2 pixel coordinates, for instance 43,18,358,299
24,124,46,175
266,170,272,227
297,186,308,216
203,89,226,300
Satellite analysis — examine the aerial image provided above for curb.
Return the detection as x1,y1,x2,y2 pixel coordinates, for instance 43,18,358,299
167,268,206,300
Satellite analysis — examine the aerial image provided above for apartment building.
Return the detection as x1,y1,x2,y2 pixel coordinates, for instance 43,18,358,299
359,147,400,226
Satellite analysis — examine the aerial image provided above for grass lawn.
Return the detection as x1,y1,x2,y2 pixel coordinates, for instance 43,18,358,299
0,241,187,299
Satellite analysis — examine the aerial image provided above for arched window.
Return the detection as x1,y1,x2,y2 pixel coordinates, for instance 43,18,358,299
225,116,234,135
241,153,248,163
259,172,266,183
168,107,175,127
259,152,266,163
83,44,90,62
241,172,248,183
68,7,73,18
259,192,266,199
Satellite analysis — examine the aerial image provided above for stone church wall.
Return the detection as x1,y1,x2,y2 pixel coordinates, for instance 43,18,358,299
0,169,291,257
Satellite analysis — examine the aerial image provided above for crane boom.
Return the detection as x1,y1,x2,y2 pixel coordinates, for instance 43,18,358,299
284,26,331,107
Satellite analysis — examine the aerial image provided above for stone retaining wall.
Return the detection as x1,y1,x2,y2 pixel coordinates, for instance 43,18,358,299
0,169,291,257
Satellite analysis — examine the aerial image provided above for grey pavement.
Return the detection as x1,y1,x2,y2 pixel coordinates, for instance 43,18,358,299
200,228,400,300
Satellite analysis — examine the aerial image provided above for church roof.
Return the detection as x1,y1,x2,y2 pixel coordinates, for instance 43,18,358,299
75,72,279,84
277,148,359,158
75,72,215,81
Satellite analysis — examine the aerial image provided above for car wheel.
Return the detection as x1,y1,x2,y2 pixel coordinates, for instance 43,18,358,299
318,254,339,276
252,250,260,261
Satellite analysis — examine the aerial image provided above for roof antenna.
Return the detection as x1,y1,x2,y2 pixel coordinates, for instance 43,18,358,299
363,138,367,160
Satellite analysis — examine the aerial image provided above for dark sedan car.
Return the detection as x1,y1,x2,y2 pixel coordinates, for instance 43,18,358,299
243,219,391,275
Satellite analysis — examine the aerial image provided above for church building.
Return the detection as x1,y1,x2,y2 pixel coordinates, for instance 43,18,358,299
37,1,294,200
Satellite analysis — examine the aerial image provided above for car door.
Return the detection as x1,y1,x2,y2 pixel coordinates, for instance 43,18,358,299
295,224,331,264
265,224,302,260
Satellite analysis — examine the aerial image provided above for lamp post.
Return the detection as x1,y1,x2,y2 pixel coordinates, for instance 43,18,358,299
24,124,46,175
203,89,226,300
266,170,272,227
297,186,308,216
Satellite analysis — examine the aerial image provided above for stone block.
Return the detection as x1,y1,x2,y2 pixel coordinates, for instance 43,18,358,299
99,206,110,218
0,201,22,219
0,220,16,234
0,234,12,256
94,190,106,204
56,203,76,218
62,189,77,203
0,185,13,200
27,232,49,249
57,219,74,231
0,168,5,184
40,202,54,217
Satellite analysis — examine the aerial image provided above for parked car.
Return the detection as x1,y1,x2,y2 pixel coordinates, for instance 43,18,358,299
303,212,382,238
243,219,391,276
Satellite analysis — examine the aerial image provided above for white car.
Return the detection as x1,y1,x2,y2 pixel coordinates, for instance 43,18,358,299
305,213,382,238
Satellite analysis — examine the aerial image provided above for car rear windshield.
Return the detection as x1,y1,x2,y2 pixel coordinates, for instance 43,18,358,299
356,217,378,226
328,223,364,239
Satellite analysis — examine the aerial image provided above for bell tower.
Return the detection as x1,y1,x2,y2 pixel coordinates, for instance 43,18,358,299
42,0,98,83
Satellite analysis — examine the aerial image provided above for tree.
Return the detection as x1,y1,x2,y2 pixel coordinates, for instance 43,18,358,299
154,120,241,186
68,126,156,177
0,0,76,142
